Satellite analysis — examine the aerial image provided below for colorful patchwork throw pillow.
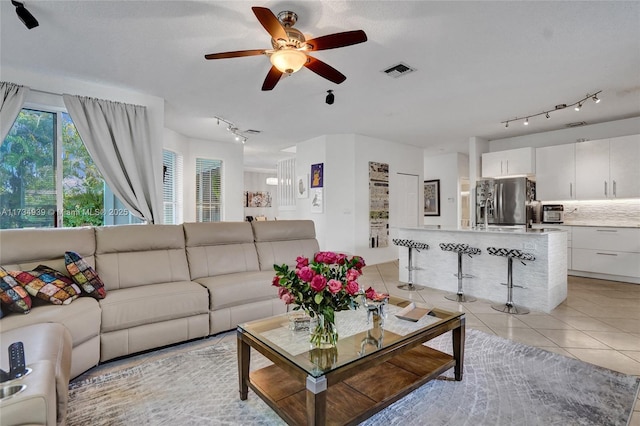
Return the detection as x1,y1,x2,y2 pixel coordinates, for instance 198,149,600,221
10,265,81,305
0,266,32,313
65,251,107,299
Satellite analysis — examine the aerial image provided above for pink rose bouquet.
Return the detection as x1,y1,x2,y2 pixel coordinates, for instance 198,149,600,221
272,251,366,323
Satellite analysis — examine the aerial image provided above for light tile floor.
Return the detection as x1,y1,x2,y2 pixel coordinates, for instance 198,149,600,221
359,260,640,425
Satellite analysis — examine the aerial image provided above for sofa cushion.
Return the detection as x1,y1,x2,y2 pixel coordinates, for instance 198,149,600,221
65,251,107,299
184,222,260,279
251,220,320,270
95,224,190,290
0,297,100,348
11,266,81,305
0,227,96,270
0,266,32,314
98,281,209,333
195,270,279,311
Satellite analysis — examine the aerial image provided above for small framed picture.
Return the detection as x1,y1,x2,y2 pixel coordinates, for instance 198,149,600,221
310,163,324,188
424,179,440,216
297,174,309,198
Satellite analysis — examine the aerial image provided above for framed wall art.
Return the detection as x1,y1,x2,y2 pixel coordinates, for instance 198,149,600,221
310,163,324,188
369,161,389,248
424,179,440,216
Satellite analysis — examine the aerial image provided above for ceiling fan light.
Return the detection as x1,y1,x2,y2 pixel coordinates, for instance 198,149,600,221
270,49,307,74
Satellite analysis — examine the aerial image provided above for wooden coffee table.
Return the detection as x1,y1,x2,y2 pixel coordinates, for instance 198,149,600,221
237,298,465,425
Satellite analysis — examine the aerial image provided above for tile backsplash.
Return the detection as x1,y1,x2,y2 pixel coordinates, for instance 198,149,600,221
541,199,640,227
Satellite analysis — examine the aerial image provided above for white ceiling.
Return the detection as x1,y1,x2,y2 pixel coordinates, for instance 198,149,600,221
2,1,639,171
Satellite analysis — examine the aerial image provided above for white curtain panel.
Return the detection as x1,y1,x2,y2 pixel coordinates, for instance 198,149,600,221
0,81,30,143
63,94,161,224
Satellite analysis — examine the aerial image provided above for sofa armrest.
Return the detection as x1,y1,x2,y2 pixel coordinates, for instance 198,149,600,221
0,360,56,426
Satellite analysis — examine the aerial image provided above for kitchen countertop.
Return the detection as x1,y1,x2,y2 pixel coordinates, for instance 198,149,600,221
402,226,564,235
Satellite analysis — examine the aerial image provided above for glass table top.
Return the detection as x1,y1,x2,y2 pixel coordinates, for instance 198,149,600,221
238,299,464,378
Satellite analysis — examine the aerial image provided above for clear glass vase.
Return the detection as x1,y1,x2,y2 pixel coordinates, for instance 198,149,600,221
309,312,338,349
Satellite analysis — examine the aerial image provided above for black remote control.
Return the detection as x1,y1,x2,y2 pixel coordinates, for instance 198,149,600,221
8,342,26,379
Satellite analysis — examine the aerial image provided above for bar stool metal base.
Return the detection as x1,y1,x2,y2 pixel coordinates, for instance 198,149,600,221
397,283,426,291
445,293,477,302
491,302,530,315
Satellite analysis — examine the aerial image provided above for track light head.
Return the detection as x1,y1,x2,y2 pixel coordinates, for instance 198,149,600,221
592,94,600,103
12,1,39,29
325,90,334,105
524,118,529,125
545,112,550,119
575,102,582,111
505,121,509,128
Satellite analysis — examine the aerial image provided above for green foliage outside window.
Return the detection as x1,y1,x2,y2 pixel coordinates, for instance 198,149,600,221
0,109,104,229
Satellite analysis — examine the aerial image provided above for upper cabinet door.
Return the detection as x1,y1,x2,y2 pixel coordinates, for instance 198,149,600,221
535,144,575,200
575,139,610,200
481,151,504,177
482,147,535,177
609,134,640,198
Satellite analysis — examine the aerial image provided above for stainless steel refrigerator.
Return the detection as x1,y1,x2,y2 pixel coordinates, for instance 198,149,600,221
476,177,536,227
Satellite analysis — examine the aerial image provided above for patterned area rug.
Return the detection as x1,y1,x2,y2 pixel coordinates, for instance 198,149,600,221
67,329,639,426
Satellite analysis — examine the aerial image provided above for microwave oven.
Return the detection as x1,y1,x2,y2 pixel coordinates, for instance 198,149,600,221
542,204,564,224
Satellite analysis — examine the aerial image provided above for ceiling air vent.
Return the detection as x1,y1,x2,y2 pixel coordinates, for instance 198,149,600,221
381,62,416,78
565,121,587,128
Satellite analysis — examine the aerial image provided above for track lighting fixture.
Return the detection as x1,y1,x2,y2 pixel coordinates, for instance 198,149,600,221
325,90,334,105
12,0,39,29
214,116,250,144
500,90,601,128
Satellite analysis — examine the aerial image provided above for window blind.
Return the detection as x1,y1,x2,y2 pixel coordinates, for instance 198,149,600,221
162,149,183,224
195,158,222,222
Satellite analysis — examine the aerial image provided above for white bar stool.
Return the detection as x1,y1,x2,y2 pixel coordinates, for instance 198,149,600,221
487,247,535,315
392,239,429,291
439,243,481,303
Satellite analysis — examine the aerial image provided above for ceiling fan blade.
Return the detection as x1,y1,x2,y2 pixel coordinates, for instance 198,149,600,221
204,49,266,60
262,66,283,91
252,7,288,41
304,56,346,84
305,30,368,51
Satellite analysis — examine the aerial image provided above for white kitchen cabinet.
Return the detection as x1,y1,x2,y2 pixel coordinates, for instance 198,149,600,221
575,135,640,199
575,139,609,199
572,226,640,279
535,144,575,200
482,147,535,177
609,134,640,198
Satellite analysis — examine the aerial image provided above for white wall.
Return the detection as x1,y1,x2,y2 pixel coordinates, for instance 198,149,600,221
294,134,423,265
423,152,469,229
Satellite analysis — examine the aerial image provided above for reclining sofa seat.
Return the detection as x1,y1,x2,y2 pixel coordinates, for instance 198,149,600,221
251,219,320,270
0,227,100,378
94,224,209,362
183,221,286,334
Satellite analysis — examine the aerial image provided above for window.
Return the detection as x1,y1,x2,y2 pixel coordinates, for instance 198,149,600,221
0,108,105,228
163,149,183,224
195,158,222,222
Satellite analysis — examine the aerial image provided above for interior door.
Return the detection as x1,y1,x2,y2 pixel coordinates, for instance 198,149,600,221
397,173,419,228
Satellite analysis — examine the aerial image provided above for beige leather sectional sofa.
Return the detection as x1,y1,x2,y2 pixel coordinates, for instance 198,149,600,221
0,220,319,425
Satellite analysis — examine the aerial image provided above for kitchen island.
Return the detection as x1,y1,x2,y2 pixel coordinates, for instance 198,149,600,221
396,227,568,313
